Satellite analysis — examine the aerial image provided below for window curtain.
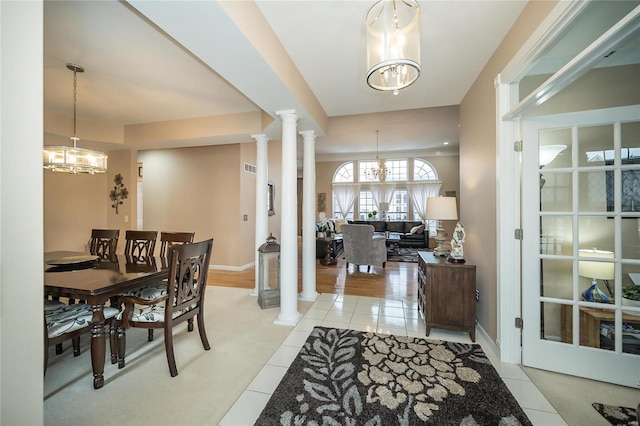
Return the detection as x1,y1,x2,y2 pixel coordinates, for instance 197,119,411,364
370,183,396,209
407,182,441,220
333,183,360,219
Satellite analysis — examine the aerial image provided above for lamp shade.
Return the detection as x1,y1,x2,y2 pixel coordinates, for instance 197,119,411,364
366,0,421,93
378,202,389,211
426,197,457,220
539,145,567,167
578,248,614,280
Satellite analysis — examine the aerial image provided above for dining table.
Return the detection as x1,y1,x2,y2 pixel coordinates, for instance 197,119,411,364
44,251,168,389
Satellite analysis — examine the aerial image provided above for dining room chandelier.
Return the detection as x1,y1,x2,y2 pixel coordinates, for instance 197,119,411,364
365,130,390,181
365,0,421,95
43,63,108,174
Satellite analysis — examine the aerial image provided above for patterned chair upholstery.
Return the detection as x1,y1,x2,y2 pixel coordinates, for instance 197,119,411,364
121,231,194,342
45,303,119,374
116,238,214,377
341,224,387,272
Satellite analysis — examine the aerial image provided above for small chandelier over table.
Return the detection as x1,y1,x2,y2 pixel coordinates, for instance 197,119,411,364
365,130,390,182
43,63,108,174
365,0,421,95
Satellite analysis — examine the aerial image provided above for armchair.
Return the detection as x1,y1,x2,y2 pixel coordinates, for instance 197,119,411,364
341,224,386,272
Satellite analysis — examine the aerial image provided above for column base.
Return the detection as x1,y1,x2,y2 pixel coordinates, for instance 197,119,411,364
274,311,302,326
299,291,318,302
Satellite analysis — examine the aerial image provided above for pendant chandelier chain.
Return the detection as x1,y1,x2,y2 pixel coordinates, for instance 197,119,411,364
72,66,78,143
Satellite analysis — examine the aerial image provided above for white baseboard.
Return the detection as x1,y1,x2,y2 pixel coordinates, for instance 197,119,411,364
477,323,504,361
210,261,255,272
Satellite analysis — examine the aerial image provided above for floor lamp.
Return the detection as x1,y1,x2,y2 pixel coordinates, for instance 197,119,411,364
426,197,458,257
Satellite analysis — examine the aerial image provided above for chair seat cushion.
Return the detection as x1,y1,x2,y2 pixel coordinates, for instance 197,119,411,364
116,302,195,323
121,281,168,300
44,299,67,311
46,304,119,338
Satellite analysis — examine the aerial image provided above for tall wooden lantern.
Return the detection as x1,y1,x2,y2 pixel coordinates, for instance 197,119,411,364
258,233,280,309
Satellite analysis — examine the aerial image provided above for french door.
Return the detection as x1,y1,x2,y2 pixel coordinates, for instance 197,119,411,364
522,105,640,387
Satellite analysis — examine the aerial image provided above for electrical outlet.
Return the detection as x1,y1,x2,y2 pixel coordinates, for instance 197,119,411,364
243,214,248,221
475,289,479,302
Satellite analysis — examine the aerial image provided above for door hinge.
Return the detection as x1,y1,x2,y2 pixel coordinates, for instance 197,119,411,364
514,140,523,152
514,229,523,240
515,317,523,329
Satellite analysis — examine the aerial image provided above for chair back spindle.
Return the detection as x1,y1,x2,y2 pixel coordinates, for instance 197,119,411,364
159,232,195,258
89,229,119,260
124,230,158,261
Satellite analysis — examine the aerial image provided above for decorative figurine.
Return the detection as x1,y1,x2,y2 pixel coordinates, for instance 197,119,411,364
448,222,466,263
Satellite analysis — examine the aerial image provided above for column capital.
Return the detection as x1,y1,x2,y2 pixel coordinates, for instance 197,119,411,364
299,130,317,141
251,133,270,143
275,109,298,121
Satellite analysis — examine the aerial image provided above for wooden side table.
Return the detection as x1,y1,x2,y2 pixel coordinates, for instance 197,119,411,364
317,235,343,266
561,305,640,348
418,252,477,341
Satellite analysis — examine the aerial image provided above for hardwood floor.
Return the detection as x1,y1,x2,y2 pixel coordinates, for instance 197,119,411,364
208,250,419,305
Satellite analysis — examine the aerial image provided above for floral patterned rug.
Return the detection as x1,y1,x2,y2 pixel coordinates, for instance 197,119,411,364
593,402,638,426
256,327,532,425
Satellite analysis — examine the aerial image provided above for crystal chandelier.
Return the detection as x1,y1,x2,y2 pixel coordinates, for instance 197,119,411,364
43,63,108,174
366,0,421,95
365,130,390,182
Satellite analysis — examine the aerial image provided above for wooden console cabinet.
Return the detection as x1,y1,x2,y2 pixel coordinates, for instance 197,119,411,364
418,252,477,341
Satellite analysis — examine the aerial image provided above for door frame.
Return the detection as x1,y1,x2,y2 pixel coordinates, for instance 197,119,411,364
495,1,640,363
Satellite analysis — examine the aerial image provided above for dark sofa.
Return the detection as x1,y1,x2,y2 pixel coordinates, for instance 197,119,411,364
348,220,428,248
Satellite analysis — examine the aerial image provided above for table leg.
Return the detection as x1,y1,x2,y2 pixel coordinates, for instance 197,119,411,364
320,240,336,266
90,304,107,389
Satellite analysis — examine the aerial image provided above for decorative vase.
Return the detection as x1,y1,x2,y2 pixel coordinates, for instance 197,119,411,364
622,297,640,316
317,231,325,239
581,281,609,303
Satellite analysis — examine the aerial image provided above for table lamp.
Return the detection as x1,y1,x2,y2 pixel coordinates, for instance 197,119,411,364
426,197,458,257
578,248,614,303
378,202,389,221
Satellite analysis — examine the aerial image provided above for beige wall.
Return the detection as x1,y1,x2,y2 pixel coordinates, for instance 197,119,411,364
459,0,558,340
44,171,108,252
44,149,140,253
44,139,285,269
139,144,246,268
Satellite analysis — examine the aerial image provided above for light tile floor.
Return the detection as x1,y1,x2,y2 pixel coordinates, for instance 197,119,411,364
219,293,567,425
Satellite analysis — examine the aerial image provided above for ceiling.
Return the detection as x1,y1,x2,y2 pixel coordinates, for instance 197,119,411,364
43,0,528,158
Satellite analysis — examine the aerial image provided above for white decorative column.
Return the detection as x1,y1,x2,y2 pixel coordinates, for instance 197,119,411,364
274,110,301,325
300,130,318,301
251,133,270,296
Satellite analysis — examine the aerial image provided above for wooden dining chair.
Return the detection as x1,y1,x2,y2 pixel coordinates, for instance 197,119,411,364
89,229,120,260
45,302,119,375
50,228,119,349
124,230,158,261
159,232,195,257
116,238,214,377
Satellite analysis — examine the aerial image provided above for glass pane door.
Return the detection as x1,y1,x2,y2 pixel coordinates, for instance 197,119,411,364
522,106,640,387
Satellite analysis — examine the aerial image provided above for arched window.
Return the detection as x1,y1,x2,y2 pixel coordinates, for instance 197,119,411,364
414,159,438,181
333,162,354,183
332,162,355,219
412,159,440,235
